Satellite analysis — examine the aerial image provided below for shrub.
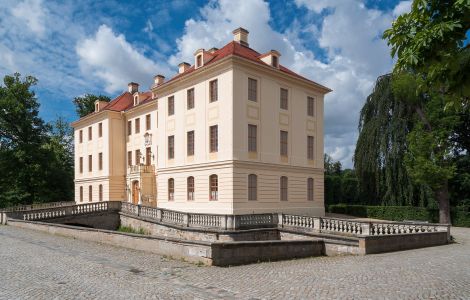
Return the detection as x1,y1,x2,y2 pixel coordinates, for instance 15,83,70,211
328,204,469,227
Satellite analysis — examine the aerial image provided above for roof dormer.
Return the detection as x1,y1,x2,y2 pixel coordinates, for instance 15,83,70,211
134,94,139,106
194,49,215,69
259,50,281,68
94,100,108,112
178,62,190,74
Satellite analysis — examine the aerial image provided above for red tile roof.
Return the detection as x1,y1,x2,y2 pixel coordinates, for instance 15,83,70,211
161,41,330,90
101,91,154,112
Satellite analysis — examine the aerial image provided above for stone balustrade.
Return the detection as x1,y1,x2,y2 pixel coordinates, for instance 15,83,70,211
0,201,75,213
4,201,450,239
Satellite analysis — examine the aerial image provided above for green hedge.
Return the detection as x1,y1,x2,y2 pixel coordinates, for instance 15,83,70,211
327,204,470,227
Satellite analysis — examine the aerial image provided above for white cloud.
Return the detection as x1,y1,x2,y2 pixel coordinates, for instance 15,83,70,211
76,25,172,93
171,0,396,167
11,0,47,37
393,1,412,17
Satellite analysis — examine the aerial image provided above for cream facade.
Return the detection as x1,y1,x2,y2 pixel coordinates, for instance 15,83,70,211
72,28,331,216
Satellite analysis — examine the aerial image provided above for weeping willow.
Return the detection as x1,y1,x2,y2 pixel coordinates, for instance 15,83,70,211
354,74,432,206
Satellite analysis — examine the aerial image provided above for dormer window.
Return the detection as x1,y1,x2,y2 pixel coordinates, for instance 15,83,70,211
196,55,202,68
134,95,139,106
272,55,278,68
95,103,99,112
259,50,281,68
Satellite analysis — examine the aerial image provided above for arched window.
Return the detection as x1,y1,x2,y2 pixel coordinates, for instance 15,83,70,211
307,178,314,201
99,184,103,202
79,186,83,202
248,174,257,201
209,175,218,201
88,185,93,202
168,178,174,201
280,176,288,201
187,176,195,201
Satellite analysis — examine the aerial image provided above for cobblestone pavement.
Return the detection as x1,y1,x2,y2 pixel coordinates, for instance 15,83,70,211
0,226,469,300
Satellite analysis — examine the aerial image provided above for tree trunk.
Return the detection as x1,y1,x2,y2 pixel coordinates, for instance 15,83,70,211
435,181,451,224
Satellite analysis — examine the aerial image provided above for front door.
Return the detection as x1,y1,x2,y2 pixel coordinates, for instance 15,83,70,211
132,181,139,204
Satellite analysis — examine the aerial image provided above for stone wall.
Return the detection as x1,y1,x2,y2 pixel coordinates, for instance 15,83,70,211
359,232,449,254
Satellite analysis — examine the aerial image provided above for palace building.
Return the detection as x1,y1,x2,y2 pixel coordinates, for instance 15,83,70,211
71,28,331,216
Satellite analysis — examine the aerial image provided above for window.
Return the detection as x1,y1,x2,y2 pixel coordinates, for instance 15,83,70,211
168,178,174,201
209,175,218,201
146,147,151,166
209,79,218,102
168,96,174,116
308,96,315,117
248,78,257,102
248,174,257,201
280,176,288,201
272,55,278,67
135,149,141,165
146,114,151,131
187,131,194,156
88,126,92,141
168,135,174,159
127,151,132,167
88,185,92,202
127,121,132,135
307,136,314,160
79,130,83,143
280,88,288,110
79,157,83,173
135,118,140,134
280,131,288,156
88,155,92,172
187,176,194,201
187,88,194,109
196,55,202,67
307,178,314,201
98,152,103,170
79,186,83,202
210,125,218,152
99,184,103,202
248,124,257,152
98,122,103,137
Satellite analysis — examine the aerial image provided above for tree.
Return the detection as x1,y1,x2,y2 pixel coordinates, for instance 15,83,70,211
383,0,470,110
354,74,431,207
0,73,74,207
383,0,470,223
73,94,110,118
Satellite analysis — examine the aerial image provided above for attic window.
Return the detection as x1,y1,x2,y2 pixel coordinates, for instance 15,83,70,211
95,103,99,112
272,56,278,68
134,95,139,106
196,55,202,68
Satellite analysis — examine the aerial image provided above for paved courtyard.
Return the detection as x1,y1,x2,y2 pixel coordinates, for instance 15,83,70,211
0,225,469,299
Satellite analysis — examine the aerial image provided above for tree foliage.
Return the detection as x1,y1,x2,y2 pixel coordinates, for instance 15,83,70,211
0,73,74,207
383,0,470,110
73,94,110,118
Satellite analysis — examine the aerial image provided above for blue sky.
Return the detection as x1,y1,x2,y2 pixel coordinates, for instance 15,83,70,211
0,0,411,167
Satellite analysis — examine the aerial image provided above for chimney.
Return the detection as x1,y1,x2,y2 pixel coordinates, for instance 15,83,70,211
154,74,165,86
178,62,190,74
233,27,249,47
208,47,218,54
128,82,139,94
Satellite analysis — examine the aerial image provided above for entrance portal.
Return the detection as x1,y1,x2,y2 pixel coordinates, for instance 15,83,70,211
132,181,139,204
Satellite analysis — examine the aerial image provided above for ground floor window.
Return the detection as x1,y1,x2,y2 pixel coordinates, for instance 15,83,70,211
88,185,92,202
187,176,194,201
79,186,83,202
99,184,103,201
307,178,314,201
248,174,257,201
209,174,218,201
280,176,288,201
168,178,174,201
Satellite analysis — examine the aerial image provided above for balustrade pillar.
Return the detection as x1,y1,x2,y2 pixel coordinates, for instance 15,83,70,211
137,205,142,217
156,209,162,222
221,215,228,230
361,222,371,235
313,217,321,232
226,215,236,230
183,213,189,227
277,213,284,227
